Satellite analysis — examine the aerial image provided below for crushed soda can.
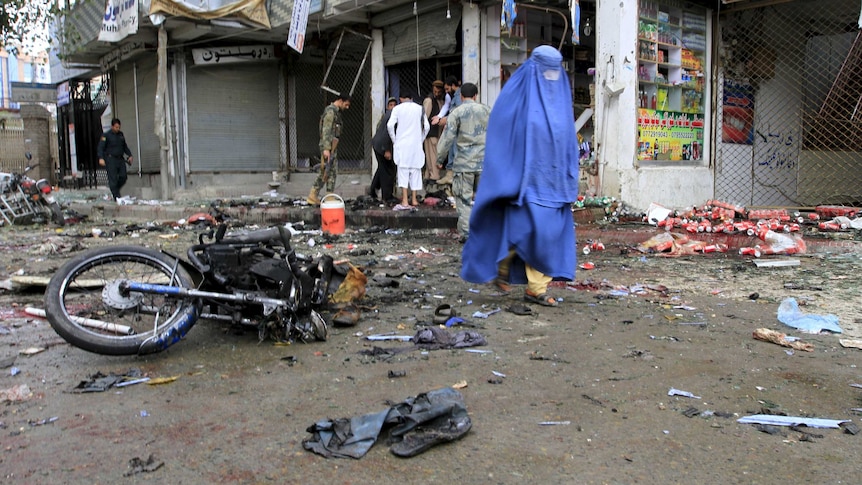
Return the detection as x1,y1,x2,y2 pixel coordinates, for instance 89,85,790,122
582,241,605,255
739,247,762,257
699,243,728,253
818,222,847,231
706,199,746,216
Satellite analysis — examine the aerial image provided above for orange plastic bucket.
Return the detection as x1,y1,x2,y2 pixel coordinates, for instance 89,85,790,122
320,193,345,235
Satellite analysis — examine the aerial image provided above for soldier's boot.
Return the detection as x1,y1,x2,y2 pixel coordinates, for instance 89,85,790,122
307,187,321,206
437,170,454,186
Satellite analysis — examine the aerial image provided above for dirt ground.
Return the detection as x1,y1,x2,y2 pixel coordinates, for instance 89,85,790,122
2,212,862,484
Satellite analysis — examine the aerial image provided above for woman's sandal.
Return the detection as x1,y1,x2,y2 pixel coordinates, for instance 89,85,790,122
493,278,512,294
524,291,558,307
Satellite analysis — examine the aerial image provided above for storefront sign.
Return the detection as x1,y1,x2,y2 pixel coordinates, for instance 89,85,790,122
638,109,704,161
192,45,274,65
57,82,71,107
287,0,311,53
99,0,139,43
99,41,147,71
10,82,58,104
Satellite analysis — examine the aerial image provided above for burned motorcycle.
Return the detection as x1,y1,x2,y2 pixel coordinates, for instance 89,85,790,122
0,153,64,226
43,223,340,355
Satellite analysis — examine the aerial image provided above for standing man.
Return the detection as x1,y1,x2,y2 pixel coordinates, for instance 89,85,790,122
435,83,490,242
368,97,398,204
435,75,463,186
97,118,133,201
308,93,351,206
387,90,429,209
461,46,580,308
440,76,463,123
422,80,447,184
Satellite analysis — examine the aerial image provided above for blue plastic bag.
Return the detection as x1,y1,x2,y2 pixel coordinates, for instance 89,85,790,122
776,297,842,334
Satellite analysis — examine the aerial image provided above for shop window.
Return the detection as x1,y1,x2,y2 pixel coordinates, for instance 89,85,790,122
637,0,708,161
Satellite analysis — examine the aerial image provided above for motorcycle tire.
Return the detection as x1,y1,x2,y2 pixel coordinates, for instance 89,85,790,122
44,246,200,355
49,201,65,226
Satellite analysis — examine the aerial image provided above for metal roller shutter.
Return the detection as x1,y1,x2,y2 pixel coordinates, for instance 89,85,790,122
114,56,160,172
186,62,280,172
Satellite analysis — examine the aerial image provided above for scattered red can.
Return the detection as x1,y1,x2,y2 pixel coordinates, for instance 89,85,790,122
818,222,847,231
815,205,858,218
699,243,728,253
582,241,605,255
739,247,762,257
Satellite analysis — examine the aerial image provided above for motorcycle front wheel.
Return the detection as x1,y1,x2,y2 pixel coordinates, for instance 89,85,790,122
45,246,200,355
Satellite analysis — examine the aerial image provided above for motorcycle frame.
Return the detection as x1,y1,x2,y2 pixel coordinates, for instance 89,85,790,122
124,280,298,324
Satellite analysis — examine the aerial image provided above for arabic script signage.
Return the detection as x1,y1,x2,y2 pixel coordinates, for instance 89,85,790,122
99,0,139,43
192,45,275,65
99,41,147,71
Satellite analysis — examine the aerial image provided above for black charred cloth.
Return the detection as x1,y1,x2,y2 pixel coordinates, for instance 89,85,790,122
72,368,144,393
412,327,487,350
357,328,487,359
303,387,472,459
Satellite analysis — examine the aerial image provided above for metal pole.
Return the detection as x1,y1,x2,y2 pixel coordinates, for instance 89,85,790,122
133,63,142,176
157,26,171,200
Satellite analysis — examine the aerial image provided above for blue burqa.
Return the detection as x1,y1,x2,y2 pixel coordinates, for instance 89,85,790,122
461,46,579,284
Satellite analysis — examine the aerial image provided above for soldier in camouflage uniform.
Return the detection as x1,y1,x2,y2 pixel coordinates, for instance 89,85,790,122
307,93,351,205
435,83,491,242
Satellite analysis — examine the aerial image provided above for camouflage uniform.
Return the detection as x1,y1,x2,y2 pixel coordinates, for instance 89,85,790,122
312,104,344,194
436,99,492,238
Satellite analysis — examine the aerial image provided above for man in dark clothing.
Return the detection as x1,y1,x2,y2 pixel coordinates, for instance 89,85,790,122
368,97,398,204
97,118,133,200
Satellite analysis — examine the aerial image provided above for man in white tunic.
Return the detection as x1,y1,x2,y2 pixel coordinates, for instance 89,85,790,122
387,90,430,209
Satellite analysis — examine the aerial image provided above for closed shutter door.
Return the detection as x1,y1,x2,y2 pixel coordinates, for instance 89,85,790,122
186,62,280,172
114,56,160,172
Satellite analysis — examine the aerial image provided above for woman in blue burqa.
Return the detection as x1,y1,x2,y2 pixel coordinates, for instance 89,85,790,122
461,45,579,307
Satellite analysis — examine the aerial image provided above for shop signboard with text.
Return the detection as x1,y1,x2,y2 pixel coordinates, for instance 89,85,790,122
637,108,704,161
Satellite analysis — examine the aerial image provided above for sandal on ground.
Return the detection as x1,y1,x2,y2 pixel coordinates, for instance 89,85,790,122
524,291,558,307
332,304,361,326
493,278,512,294
506,304,534,316
433,304,458,325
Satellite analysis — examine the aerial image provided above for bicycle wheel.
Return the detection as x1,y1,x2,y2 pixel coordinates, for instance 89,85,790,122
44,246,200,355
